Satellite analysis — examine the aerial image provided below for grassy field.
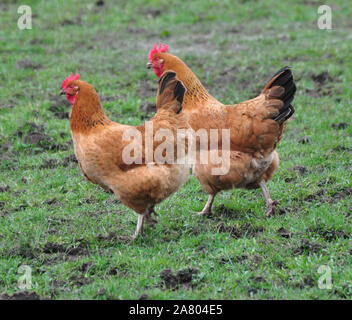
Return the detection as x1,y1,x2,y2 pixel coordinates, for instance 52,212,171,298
0,0,351,300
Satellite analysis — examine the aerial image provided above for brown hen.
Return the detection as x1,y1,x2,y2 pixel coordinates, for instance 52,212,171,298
60,71,190,238
148,44,296,216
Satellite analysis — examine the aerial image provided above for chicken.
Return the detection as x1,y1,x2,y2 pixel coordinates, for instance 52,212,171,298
147,43,296,216
60,71,190,238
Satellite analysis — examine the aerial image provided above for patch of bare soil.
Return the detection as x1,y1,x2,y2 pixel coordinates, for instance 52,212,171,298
138,293,149,300
293,238,324,255
312,71,333,85
331,145,351,152
40,154,77,169
277,227,293,238
0,185,10,193
45,198,61,207
69,275,92,286
61,154,78,166
142,7,162,18
17,121,70,152
297,136,310,144
42,240,89,256
305,71,341,98
17,59,43,70
307,226,349,242
330,122,348,130
160,268,199,290
288,165,307,176
49,104,69,119
0,291,41,300
213,204,237,218
304,187,351,204
216,222,263,238
138,80,155,99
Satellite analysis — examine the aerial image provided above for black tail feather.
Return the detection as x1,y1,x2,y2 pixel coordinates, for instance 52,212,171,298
267,66,296,123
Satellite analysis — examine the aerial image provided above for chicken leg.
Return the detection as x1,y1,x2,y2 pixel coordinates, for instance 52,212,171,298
259,180,278,217
131,213,146,240
197,194,216,215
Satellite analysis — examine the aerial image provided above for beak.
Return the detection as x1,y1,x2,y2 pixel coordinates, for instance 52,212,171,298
59,89,65,95
146,62,153,69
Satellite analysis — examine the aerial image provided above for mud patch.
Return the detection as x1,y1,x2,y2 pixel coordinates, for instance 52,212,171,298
70,275,92,286
40,158,59,169
45,198,61,207
61,154,78,166
307,226,349,242
0,291,40,300
95,232,132,244
40,154,77,169
51,93,71,109
1,141,13,152
332,187,352,200
143,7,162,18
277,227,293,238
250,275,266,283
24,132,52,147
78,197,95,206
304,187,351,203
293,239,323,255
49,104,69,119
93,288,106,298
213,204,237,218
18,122,70,152
0,185,10,193
288,165,307,176
17,59,43,70
16,121,44,138
304,189,325,202
332,145,351,152
252,254,263,265
311,71,333,85
42,241,89,256
331,122,348,130
78,262,96,274
297,136,310,144
160,268,199,290
216,222,263,238
306,71,340,98
137,80,155,99
138,293,149,300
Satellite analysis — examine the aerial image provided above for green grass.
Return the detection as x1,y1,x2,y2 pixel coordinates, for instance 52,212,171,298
0,0,351,299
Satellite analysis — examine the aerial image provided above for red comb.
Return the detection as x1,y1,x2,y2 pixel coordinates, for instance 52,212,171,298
148,43,169,61
62,72,80,89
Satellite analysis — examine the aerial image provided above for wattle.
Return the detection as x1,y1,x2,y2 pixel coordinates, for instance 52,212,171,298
67,94,76,105
154,67,162,78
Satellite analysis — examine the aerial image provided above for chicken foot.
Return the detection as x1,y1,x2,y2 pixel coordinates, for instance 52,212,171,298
197,194,216,215
259,180,279,217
